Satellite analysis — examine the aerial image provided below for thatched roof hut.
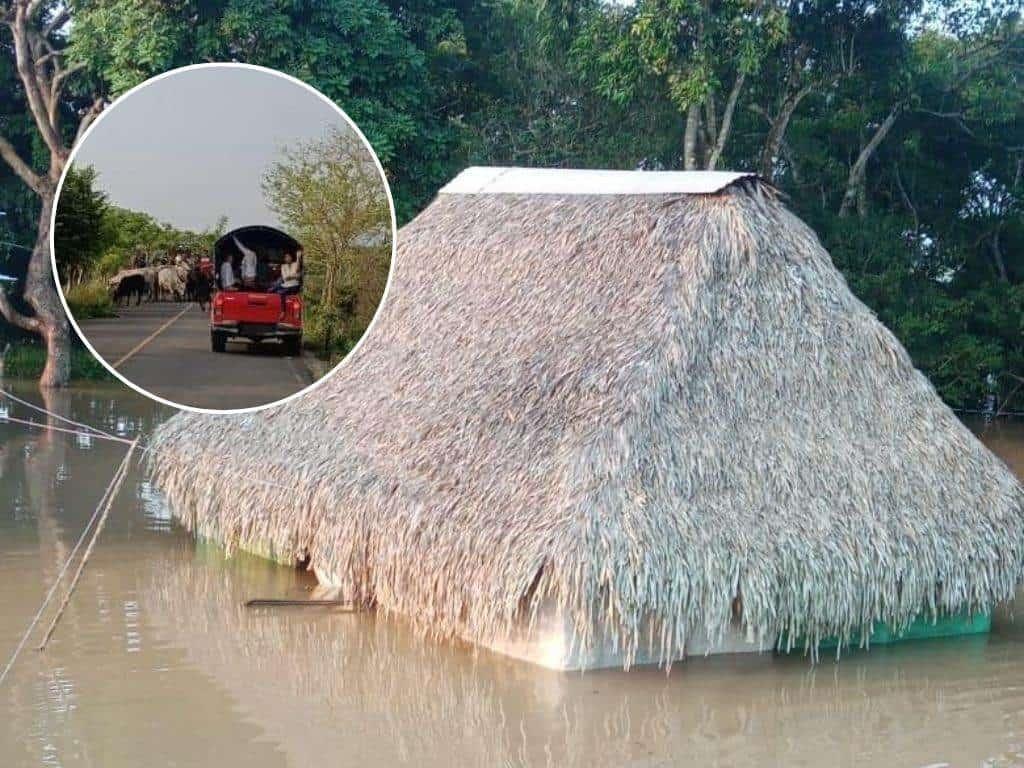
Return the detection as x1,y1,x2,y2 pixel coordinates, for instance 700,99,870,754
150,167,1024,669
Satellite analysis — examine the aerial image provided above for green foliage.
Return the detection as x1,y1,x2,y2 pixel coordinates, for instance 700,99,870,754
67,0,474,222
68,0,195,94
578,0,787,110
455,1,679,170
262,128,392,358
64,279,116,320
96,249,128,277
99,205,220,259
0,0,1016,411
54,166,111,285
2,343,112,381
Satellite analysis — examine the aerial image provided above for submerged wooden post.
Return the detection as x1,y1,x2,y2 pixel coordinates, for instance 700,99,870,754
244,598,357,609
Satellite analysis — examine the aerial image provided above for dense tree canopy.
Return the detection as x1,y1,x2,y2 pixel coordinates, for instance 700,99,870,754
0,0,1020,405
52,166,108,285
67,0,464,220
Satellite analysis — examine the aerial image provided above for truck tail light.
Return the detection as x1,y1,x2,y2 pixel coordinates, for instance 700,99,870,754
286,297,301,325
213,293,224,322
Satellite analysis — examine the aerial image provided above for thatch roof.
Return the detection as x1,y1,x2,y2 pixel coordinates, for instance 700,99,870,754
150,167,1024,667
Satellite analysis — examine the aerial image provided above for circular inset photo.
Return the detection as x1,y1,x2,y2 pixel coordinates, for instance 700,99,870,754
52,64,395,413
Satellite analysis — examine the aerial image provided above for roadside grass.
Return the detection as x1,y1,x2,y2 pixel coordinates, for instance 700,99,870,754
64,279,116,319
302,308,365,364
2,343,112,381
303,328,360,366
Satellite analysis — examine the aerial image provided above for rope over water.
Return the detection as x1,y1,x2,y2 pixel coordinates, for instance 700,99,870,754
0,386,119,439
0,388,305,687
36,438,139,651
0,435,136,686
0,388,295,491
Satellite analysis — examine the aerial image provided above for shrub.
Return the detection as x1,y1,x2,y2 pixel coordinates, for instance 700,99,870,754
64,279,116,319
96,249,128,277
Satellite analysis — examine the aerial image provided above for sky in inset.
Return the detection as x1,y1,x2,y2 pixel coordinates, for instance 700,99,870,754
71,66,356,232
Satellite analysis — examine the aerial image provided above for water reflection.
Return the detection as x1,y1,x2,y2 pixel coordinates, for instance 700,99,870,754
140,544,1024,766
0,380,279,767
970,417,1024,477
2,382,1024,767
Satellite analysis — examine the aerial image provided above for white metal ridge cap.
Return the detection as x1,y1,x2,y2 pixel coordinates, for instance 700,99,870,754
437,166,760,195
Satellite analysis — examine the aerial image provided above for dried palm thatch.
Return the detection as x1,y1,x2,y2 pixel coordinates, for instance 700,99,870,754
150,167,1024,668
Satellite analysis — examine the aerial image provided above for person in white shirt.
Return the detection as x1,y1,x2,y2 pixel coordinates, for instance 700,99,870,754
270,250,302,316
233,235,258,288
219,256,239,290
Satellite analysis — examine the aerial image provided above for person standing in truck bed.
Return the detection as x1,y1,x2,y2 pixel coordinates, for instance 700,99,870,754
220,254,239,291
233,235,259,288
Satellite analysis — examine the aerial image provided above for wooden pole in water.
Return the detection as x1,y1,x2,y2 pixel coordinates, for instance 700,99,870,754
36,438,139,652
244,599,357,609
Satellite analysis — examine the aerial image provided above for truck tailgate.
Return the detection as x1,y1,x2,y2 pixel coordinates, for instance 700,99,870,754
220,291,280,324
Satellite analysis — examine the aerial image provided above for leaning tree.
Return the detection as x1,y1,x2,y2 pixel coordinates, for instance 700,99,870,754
0,0,103,386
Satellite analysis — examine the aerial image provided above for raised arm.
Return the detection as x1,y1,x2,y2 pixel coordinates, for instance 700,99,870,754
231,235,257,261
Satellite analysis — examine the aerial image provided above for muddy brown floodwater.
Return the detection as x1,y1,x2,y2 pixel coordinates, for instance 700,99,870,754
3,380,1024,767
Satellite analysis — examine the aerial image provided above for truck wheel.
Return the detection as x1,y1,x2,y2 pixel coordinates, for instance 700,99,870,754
283,336,301,356
211,332,227,353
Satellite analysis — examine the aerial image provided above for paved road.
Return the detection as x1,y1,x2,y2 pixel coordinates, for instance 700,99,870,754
79,302,313,410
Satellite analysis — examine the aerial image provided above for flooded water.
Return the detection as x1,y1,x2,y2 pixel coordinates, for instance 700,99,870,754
3,380,1024,767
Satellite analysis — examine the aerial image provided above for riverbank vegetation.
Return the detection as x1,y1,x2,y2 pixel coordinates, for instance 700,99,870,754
0,1,1021,406
2,342,111,381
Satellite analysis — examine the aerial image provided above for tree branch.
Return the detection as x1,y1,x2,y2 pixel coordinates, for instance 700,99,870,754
42,7,69,36
758,82,812,180
953,40,1016,90
893,162,919,233
50,60,85,125
74,97,105,144
0,288,42,334
9,3,64,160
0,131,44,193
838,103,903,218
915,109,975,137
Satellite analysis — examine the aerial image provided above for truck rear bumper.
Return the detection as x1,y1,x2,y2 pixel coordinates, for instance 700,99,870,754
212,321,301,339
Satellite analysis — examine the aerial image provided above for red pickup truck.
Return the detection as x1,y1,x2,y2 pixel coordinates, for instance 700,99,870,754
210,226,303,356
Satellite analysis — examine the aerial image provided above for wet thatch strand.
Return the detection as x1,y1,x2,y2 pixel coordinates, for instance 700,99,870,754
150,178,1024,667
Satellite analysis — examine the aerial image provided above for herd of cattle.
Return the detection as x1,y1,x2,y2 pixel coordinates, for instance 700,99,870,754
108,259,214,310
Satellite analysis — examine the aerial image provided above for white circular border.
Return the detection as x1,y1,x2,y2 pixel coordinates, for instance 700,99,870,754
51,62,398,416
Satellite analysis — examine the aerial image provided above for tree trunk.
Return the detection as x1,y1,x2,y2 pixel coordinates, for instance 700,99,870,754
991,227,1009,283
683,103,700,170
707,72,745,171
838,104,903,218
26,196,71,387
0,1,102,388
758,84,812,181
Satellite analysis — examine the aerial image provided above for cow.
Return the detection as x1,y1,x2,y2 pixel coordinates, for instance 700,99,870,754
157,266,186,301
141,266,159,299
186,265,213,310
184,264,198,302
110,273,148,306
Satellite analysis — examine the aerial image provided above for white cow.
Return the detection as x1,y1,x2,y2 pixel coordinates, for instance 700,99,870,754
157,266,186,301
142,266,160,298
